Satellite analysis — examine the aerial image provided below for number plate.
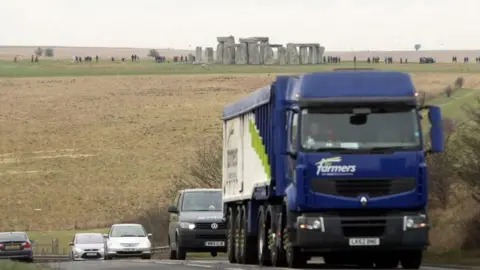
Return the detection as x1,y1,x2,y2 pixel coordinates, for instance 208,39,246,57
348,238,380,246
86,252,97,256
124,248,136,252
5,244,20,250
205,241,225,247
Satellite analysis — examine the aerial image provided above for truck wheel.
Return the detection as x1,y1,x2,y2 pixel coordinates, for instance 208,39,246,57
400,251,422,269
271,206,287,267
227,207,237,263
286,246,307,268
235,206,243,263
241,205,258,264
175,237,186,260
375,256,398,269
257,207,272,266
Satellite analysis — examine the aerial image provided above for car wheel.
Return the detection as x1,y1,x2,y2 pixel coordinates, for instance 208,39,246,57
169,238,177,260
176,236,186,260
211,251,217,257
141,254,151,260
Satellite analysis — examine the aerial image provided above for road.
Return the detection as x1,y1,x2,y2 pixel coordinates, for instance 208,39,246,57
46,258,461,270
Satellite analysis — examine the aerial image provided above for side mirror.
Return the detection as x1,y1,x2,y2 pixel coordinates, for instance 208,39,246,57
102,234,108,238
428,105,444,153
68,242,73,246
167,205,179,213
30,240,36,244
147,233,153,237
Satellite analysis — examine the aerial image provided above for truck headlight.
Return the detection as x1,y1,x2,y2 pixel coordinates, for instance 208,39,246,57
179,222,196,230
403,214,428,231
297,216,325,232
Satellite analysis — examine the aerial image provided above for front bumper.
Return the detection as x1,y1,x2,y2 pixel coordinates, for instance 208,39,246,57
106,246,151,257
290,213,428,253
178,229,227,252
72,249,105,260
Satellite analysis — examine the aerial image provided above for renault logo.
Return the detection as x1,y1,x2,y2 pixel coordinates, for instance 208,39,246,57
211,223,218,230
360,196,368,206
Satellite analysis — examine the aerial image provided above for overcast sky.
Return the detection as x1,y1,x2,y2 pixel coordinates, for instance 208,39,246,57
1,0,478,51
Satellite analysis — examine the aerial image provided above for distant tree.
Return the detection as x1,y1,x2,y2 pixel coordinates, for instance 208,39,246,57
147,49,159,58
414,44,421,51
44,48,54,57
34,47,43,56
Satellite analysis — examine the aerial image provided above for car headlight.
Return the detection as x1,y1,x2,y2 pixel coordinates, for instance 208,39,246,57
99,247,105,253
74,247,83,253
296,216,325,232
403,214,428,230
179,222,195,230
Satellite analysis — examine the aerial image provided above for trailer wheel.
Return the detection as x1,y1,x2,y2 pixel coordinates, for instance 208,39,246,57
240,205,257,264
235,206,243,263
227,206,237,263
257,206,272,266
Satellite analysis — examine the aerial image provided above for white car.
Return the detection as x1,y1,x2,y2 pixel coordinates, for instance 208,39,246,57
104,223,152,260
69,233,105,261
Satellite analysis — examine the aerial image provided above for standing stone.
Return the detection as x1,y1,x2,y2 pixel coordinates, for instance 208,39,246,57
195,46,203,63
286,43,299,65
308,46,315,64
278,46,287,65
222,36,236,64
235,43,248,64
264,45,275,65
247,42,260,65
299,46,308,64
319,46,326,63
188,54,195,63
216,42,224,63
205,47,214,63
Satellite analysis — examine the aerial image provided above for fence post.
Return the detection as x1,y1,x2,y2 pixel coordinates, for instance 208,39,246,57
52,238,58,254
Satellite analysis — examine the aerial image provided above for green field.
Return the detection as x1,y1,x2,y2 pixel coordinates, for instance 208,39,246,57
2,59,480,77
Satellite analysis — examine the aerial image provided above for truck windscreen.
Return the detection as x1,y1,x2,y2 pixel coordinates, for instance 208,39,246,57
299,107,421,152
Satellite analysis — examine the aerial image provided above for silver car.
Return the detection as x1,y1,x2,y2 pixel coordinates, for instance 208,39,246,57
104,223,152,260
0,232,34,262
69,233,105,260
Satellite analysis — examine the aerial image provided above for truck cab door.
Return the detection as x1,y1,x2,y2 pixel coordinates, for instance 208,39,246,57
286,111,299,184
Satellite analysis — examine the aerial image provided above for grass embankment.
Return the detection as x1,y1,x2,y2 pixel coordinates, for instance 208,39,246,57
2,60,480,77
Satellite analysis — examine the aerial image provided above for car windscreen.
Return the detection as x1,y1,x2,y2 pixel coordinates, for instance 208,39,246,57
181,191,222,211
110,226,146,237
0,233,27,242
75,234,104,244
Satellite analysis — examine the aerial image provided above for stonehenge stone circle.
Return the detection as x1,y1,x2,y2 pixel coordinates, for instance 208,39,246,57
195,36,325,65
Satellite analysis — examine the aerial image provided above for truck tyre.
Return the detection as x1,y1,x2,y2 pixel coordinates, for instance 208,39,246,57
240,205,258,264
175,237,186,260
257,206,272,266
375,256,398,269
271,206,287,267
235,206,243,263
400,251,422,269
286,246,307,268
227,207,237,263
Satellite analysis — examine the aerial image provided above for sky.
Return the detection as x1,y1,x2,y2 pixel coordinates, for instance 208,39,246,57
1,0,479,51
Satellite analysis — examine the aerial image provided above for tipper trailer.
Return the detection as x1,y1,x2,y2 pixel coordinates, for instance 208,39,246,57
221,70,444,269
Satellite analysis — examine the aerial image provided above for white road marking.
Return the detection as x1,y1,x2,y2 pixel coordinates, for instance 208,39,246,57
224,268,245,270
185,263,213,268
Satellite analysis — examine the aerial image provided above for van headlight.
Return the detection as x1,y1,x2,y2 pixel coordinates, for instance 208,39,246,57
403,214,428,230
179,222,196,230
296,216,325,232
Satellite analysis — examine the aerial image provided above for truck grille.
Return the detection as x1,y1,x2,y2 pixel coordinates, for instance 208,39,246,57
310,178,416,198
195,222,226,230
341,218,386,237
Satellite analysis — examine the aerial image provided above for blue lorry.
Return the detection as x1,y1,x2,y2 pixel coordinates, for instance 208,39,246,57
221,70,444,269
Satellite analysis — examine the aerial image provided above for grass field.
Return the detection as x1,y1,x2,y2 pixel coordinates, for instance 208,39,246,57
3,60,480,77
1,61,479,246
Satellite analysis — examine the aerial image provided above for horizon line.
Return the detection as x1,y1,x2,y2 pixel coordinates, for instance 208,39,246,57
2,45,480,52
